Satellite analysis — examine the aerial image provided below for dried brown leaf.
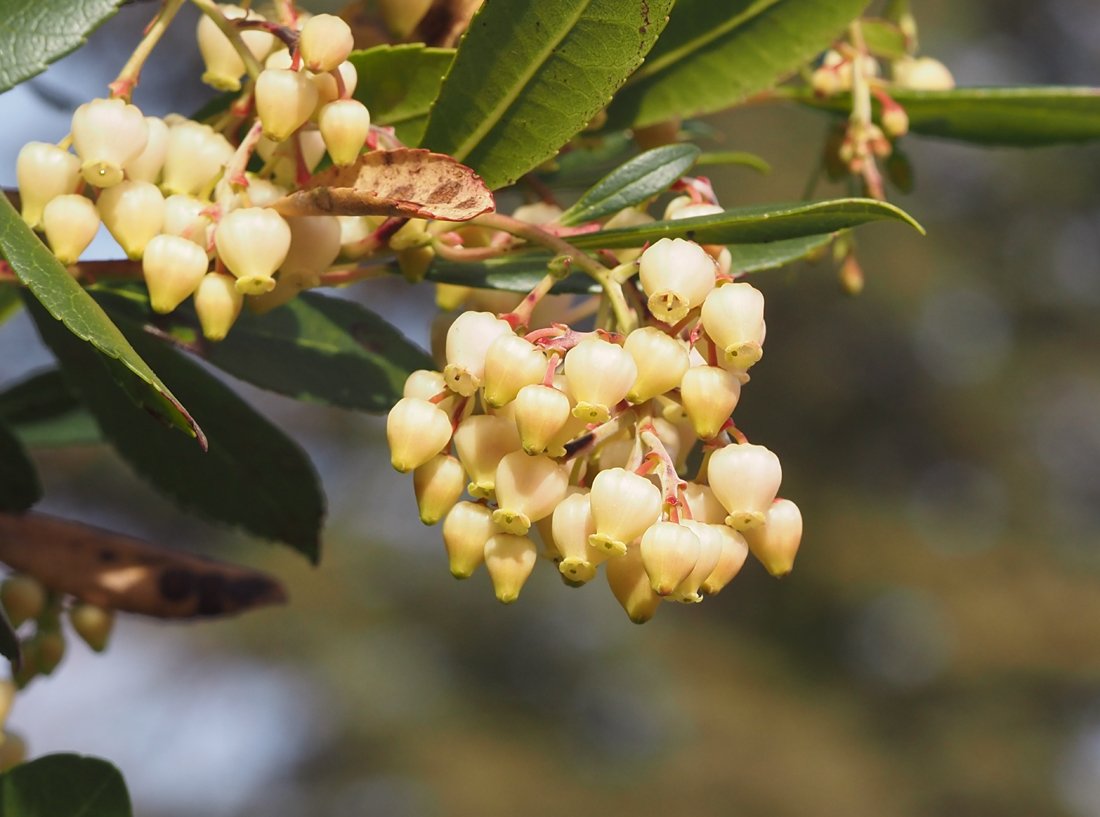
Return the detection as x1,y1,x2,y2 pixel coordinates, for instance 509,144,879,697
0,513,286,619
268,148,495,221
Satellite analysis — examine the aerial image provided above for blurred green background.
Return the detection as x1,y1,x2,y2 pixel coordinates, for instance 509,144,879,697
2,1,1100,815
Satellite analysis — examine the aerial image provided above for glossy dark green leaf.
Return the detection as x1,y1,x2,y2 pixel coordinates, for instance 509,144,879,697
0,197,200,443
92,286,432,413
0,754,131,817
0,419,40,512
0,0,123,93
695,151,772,174
534,131,635,188
727,234,834,272
0,286,20,326
568,198,922,249
559,144,700,226
420,0,674,189
860,18,909,59
605,0,869,129
26,299,325,562
0,369,100,448
349,44,455,145
790,86,1100,145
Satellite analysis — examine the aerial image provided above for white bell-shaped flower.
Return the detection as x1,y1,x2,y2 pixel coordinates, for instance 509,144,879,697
299,14,355,73
443,311,513,396
71,98,148,188
701,526,749,595
638,237,716,324
624,326,690,403
214,207,292,294
255,68,319,142
707,442,782,531
640,520,700,596
514,384,572,455
563,337,637,423
484,533,538,603
123,116,169,184
318,99,371,166
193,272,244,340
16,142,80,229
162,121,234,196
605,544,661,624
671,520,725,602
700,281,766,371
97,180,165,260
442,501,493,578
413,453,467,526
163,195,213,250
142,234,209,314
41,195,99,265
743,498,803,577
491,451,569,536
280,216,342,278
452,414,521,499
892,56,955,91
551,491,604,584
196,5,275,91
588,467,662,556
386,397,452,473
680,365,742,440
482,334,547,408
681,482,727,524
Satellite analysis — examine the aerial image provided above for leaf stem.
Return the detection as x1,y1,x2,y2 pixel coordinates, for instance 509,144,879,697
110,0,187,101
190,0,264,82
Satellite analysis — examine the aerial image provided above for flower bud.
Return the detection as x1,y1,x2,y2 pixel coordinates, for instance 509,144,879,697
514,384,571,455
97,180,165,259
71,98,148,188
196,5,275,91
280,215,342,277
638,237,716,324
310,62,360,110
484,533,538,603
162,121,235,197
563,337,637,423
387,396,452,473
680,365,741,440
255,68,319,142
681,482,727,524
700,281,766,371
551,491,604,583
0,575,46,628
442,501,493,578
413,453,466,525
16,142,80,229
743,498,803,577
892,56,955,91
299,14,355,73
162,194,213,250
605,544,661,624
482,334,547,408
707,443,782,531
671,520,725,602
701,526,749,595
443,311,513,396
143,234,209,313
123,116,169,184
68,603,114,652
624,326,690,403
318,99,371,166
41,194,99,265
452,414,521,498
491,451,569,536
194,272,244,340
588,467,662,556
215,207,292,294
35,630,65,675
640,520,700,596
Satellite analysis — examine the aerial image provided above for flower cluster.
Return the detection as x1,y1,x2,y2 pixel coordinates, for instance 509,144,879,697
388,233,802,623
15,6,373,340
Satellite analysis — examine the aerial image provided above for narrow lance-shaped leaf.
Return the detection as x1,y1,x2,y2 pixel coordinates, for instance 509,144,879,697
0,0,123,93
0,754,132,817
789,86,1100,146
420,0,675,189
349,45,455,145
0,196,201,443
605,0,870,129
0,369,100,448
93,285,434,413
559,143,700,226
26,299,326,563
0,420,41,512
0,513,286,619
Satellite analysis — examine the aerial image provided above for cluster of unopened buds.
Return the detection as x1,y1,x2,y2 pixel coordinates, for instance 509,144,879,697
15,5,373,339
388,232,803,623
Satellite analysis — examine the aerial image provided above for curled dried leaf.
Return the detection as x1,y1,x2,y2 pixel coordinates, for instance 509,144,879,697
0,513,286,619
269,148,495,221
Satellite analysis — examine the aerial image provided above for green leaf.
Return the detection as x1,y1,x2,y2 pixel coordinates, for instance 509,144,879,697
860,18,909,60
0,369,100,448
93,285,434,413
605,0,869,129
0,0,123,93
568,198,922,249
0,419,40,512
26,300,325,563
420,0,674,189
695,151,772,174
559,144,700,226
0,196,200,444
349,44,455,145
727,233,834,272
0,754,132,817
534,131,635,188
0,604,19,671
791,86,1100,146
0,286,20,326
